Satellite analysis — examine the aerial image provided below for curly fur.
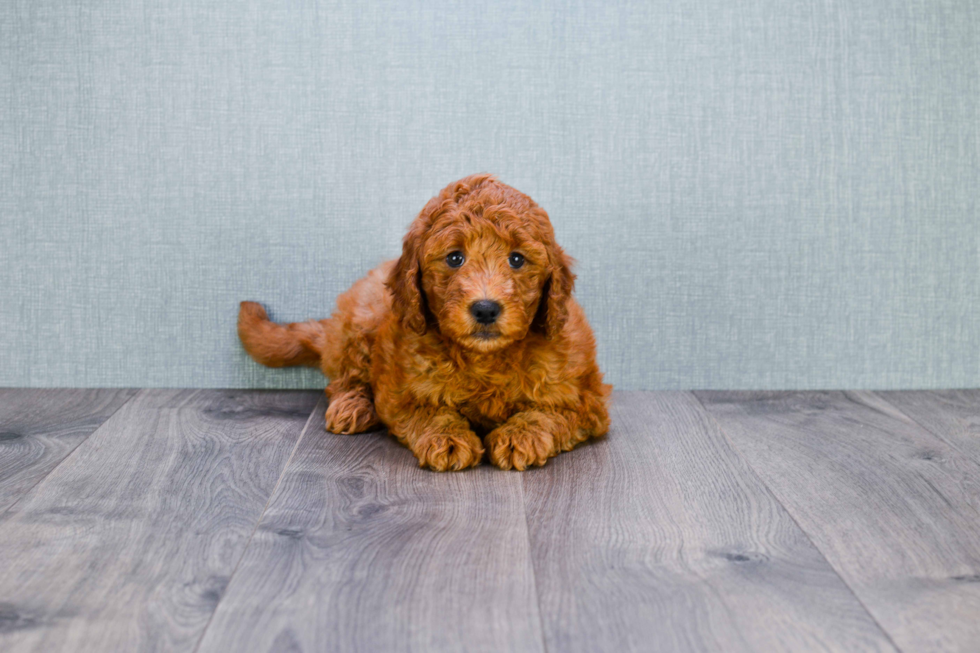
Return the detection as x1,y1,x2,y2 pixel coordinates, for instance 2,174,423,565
238,174,611,471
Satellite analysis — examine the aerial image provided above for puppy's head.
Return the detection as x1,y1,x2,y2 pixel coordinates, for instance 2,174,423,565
387,174,574,352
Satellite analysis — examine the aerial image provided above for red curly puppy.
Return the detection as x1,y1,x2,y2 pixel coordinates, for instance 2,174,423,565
238,174,610,471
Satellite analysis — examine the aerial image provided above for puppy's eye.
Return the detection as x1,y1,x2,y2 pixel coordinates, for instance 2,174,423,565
446,251,465,268
508,252,525,269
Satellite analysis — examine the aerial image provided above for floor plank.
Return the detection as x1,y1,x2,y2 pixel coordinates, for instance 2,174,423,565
0,389,320,652
521,392,895,653
197,424,544,653
696,391,980,652
875,390,980,464
0,388,137,514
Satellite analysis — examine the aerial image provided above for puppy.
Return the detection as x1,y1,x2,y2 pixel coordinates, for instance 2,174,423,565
238,174,610,471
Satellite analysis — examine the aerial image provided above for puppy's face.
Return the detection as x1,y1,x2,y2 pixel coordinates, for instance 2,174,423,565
388,175,575,352
420,209,551,352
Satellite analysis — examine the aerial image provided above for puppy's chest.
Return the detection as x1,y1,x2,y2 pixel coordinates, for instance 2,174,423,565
447,373,527,429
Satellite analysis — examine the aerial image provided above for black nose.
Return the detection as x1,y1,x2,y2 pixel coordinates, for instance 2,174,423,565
470,300,501,325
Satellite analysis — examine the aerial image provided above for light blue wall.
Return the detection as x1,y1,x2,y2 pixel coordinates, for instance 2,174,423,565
1,0,978,390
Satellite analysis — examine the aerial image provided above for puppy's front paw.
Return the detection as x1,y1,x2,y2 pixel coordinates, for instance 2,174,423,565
413,430,484,472
485,422,557,471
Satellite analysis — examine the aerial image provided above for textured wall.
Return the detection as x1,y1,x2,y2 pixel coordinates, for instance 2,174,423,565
1,0,978,390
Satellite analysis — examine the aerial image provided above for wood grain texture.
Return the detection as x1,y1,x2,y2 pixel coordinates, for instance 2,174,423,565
521,391,895,653
875,390,980,464
0,388,137,513
696,391,980,652
196,425,544,653
0,389,321,652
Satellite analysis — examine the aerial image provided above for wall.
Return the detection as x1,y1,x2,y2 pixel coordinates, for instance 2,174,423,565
1,0,978,389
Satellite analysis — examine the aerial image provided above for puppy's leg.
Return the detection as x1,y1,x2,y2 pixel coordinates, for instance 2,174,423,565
323,329,379,434
391,407,484,472
485,401,607,471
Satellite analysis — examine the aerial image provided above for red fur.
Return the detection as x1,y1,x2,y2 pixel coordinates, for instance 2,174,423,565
239,174,611,471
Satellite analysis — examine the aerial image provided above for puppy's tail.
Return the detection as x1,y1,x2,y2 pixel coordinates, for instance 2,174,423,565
238,301,325,368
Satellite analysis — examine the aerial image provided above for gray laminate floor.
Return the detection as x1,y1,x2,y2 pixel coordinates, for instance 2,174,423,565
0,389,978,652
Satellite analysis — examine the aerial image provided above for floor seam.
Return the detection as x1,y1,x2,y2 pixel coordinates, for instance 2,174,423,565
519,473,550,653
689,391,906,653
191,392,325,653
0,387,143,520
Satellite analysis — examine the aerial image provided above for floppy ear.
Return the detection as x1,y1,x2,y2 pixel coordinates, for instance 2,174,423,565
386,221,428,334
542,246,576,339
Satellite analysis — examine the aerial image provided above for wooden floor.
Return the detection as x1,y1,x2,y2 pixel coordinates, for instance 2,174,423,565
0,390,978,652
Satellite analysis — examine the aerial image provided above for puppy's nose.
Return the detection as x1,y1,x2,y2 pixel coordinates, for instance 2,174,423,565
470,300,501,325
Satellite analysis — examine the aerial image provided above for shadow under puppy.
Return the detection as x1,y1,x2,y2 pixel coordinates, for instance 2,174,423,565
238,174,610,471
